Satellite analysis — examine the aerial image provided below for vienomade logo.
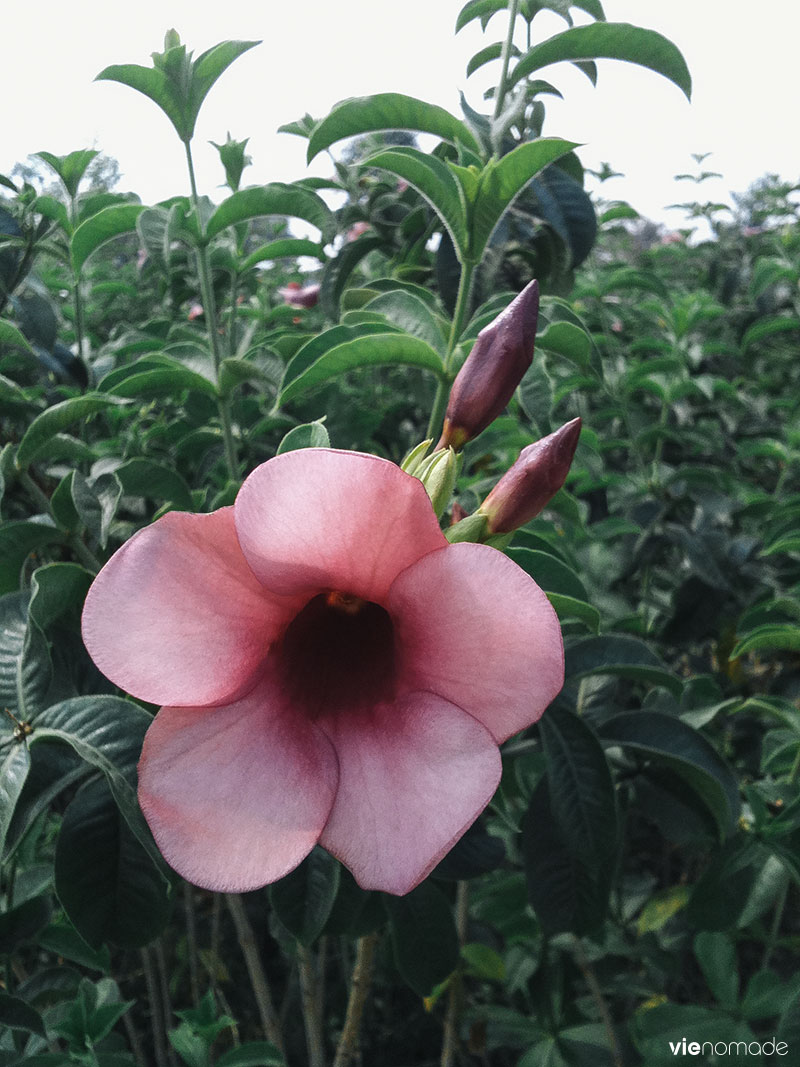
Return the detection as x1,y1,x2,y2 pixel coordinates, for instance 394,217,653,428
668,1036,789,1057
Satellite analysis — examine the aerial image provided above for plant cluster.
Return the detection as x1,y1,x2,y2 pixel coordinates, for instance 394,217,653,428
1,3,799,1066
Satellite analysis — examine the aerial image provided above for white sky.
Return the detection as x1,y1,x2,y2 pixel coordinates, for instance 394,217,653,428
2,1,798,225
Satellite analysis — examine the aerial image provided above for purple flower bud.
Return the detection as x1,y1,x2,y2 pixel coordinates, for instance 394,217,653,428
437,280,539,451
279,282,321,309
479,417,582,534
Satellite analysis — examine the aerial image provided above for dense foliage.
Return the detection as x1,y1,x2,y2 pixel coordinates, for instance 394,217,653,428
1,3,799,1065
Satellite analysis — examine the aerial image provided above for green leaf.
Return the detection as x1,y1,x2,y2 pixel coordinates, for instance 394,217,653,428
269,847,340,945
71,472,122,549
462,943,505,981
0,591,52,722
105,363,217,400
470,139,578,259
0,991,47,1037
55,776,171,949
522,777,607,935
0,896,52,954
741,315,800,352
506,547,588,601
694,932,738,1011
509,22,692,99
537,320,593,367
456,0,507,33
360,147,469,261
731,624,800,659
600,712,740,837
466,41,515,79
206,184,336,244
71,204,145,274
38,921,111,972
115,458,194,510
565,634,680,696
35,149,98,199
364,290,448,356
28,564,92,632
189,40,260,136
385,881,459,996
30,696,164,871
276,421,330,454
319,233,385,317
307,92,480,162
16,394,130,471
240,237,325,272
0,318,36,357
0,522,65,594
547,593,601,632
0,744,31,859
279,332,445,406
539,706,618,872
33,194,72,235
216,1043,284,1067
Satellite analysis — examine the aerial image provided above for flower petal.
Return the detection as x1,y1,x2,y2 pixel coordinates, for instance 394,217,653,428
318,692,501,895
389,543,564,742
235,449,447,602
82,508,297,707
138,675,339,892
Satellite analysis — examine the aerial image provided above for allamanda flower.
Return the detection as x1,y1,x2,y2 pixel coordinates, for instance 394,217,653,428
82,448,563,895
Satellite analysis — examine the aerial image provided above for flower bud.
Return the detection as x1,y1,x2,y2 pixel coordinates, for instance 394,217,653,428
279,282,321,309
478,417,581,534
415,447,459,519
437,279,539,451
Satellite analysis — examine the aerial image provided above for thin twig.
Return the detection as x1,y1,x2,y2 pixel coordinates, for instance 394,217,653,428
441,881,470,1067
297,944,327,1067
140,946,169,1067
332,932,379,1067
122,1006,148,1067
226,894,286,1058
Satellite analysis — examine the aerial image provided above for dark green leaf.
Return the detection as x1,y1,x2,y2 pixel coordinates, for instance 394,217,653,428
600,712,740,836
269,847,340,945
216,1043,284,1067
565,635,681,696
0,523,65,595
115,458,193,510
0,992,47,1037
71,472,122,550
55,777,171,949
694,932,738,1011
506,548,588,600
0,744,31,859
0,896,52,953
385,881,459,996
0,591,52,721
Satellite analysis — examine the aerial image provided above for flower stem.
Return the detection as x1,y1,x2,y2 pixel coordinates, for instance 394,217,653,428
226,894,286,1058
69,194,88,362
297,944,327,1067
440,880,470,1067
493,0,521,120
140,946,170,1067
332,932,379,1067
183,141,240,482
427,260,476,441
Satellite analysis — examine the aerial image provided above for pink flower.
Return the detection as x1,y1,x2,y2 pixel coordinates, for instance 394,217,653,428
279,281,321,309
81,449,563,895
346,221,371,242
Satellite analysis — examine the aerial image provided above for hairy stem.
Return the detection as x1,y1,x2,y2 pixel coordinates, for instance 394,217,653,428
493,0,521,120
298,944,327,1067
226,894,286,1058
440,880,470,1067
332,932,379,1067
183,141,239,481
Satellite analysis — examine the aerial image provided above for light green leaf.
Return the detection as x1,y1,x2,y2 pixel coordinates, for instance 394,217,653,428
240,237,325,272
206,183,336,243
279,332,445,406
510,22,692,99
16,394,130,470
470,139,578,259
276,421,330,454
71,204,145,274
361,146,469,261
0,319,36,357
307,92,480,162
731,624,800,659
565,634,681,696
